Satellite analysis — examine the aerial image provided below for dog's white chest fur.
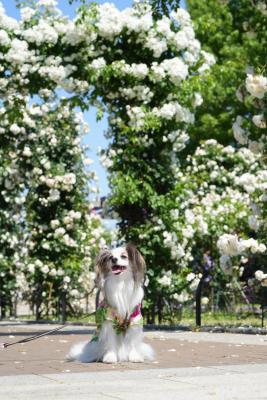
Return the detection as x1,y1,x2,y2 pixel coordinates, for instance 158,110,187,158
104,275,143,318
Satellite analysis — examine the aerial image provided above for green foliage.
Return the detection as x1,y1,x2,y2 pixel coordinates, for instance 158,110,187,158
185,0,250,150
150,0,180,17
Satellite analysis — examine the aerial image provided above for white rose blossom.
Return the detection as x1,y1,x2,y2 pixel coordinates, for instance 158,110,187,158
245,74,267,99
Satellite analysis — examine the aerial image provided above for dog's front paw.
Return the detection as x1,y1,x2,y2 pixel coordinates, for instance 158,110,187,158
129,349,144,363
103,351,118,364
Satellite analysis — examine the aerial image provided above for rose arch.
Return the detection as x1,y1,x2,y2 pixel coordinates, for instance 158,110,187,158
0,0,214,320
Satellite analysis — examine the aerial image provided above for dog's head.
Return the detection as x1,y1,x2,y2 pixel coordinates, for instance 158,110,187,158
94,243,145,287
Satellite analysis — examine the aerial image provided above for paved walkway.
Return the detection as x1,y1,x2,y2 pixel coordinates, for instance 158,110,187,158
0,323,267,399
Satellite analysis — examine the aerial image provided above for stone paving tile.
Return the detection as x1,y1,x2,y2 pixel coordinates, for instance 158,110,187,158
146,330,267,345
1,325,267,376
1,365,267,400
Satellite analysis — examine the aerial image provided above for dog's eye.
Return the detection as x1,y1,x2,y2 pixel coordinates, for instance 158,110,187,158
121,255,128,259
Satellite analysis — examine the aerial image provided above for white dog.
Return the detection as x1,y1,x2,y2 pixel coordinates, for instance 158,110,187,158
67,243,154,363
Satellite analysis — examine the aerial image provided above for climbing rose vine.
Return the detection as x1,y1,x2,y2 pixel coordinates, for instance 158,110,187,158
0,0,215,319
217,0,267,299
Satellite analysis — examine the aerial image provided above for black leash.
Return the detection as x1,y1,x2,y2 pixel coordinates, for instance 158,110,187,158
0,311,97,349
0,324,66,349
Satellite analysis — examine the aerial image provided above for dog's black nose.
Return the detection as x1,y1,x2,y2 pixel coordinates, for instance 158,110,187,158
111,257,118,264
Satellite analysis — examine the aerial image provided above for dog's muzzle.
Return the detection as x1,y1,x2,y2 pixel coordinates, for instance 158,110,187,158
111,265,127,275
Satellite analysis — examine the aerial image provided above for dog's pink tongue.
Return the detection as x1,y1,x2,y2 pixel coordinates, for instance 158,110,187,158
112,265,124,275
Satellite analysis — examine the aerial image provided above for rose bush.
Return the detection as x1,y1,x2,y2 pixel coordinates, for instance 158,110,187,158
0,0,218,320
216,0,267,305
5,0,264,322
132,139,261,319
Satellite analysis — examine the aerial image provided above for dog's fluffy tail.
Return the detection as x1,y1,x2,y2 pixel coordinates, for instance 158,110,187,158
66,340,103,363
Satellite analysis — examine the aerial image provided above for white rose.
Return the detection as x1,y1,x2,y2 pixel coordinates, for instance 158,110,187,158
246,74,267,99
252,114,266,129
159,103,176,119
192,92,203,107
91,57,106,70
173,291,189,303
38,0,57,7
217,234,240,256
41,265,49,274
258,243,266,253
0,29,10,46
63,173,76,186
49,268,57,277
255,270,264,281
51,220,60,229
158,275,171,286
201,297,209,305
10,124,21,135
20,7,36,21
190,278,200,290
55,227,66,236
186,272,195,282
70,289,79,297
22,147,32,157
28,264,35,273
48,189,60,202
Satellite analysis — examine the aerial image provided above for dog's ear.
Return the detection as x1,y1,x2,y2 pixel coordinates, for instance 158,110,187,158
94,250,111,289
126,242,146,285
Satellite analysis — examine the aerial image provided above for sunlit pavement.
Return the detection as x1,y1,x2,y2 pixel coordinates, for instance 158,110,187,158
0,323,267,399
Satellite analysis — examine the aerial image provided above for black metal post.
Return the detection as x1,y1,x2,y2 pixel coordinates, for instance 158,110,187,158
261,286,267,328
61,290,67,323
195,278,203,327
